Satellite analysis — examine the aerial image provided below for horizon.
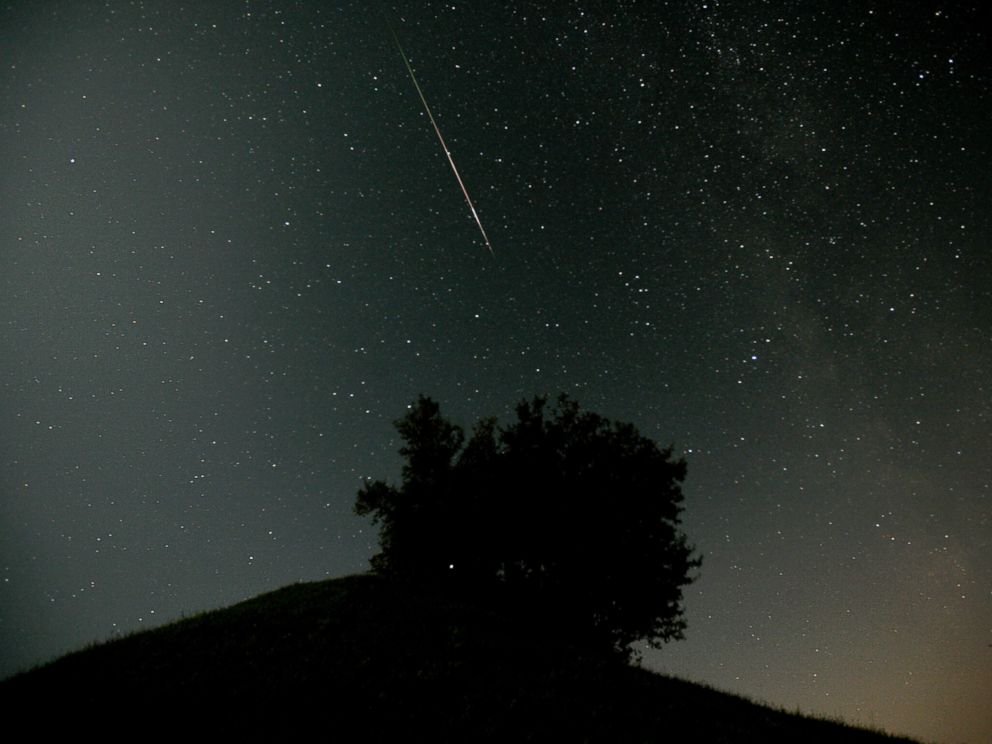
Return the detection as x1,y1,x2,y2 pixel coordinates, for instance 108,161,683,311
0,571,923,743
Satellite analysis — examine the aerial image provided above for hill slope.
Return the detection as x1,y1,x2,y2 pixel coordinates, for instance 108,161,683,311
1,574,917,742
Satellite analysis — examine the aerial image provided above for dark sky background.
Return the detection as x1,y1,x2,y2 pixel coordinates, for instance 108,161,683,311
2,1,989,741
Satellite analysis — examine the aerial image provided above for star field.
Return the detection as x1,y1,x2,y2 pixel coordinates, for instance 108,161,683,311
1,3,989,742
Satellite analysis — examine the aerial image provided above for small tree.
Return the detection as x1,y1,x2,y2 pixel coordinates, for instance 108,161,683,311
355,394,701,660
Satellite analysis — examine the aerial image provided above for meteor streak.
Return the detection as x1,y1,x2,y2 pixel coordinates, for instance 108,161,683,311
389,26,495,257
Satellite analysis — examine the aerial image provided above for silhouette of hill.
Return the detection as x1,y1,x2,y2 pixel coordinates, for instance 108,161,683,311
0,574,918,741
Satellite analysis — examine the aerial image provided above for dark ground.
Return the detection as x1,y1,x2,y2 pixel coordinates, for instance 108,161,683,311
1,574,921,742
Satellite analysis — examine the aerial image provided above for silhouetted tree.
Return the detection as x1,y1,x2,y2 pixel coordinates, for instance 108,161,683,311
355,394,701,661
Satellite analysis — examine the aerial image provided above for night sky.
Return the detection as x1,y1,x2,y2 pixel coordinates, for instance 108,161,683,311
2,2,990,741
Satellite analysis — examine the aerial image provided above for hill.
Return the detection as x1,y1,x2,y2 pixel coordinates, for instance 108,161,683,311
0,574,918,742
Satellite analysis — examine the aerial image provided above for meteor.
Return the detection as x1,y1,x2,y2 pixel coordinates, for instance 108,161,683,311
389,25,495,258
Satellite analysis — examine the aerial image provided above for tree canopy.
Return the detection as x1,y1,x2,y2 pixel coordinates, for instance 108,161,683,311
355,394,701,660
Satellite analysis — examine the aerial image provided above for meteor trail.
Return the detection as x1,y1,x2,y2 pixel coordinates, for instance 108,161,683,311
389,25,495,258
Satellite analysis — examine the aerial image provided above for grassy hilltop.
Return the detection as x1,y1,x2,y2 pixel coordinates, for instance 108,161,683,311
1,574,918,742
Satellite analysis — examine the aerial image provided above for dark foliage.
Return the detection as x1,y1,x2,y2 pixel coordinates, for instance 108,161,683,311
355,394,702,660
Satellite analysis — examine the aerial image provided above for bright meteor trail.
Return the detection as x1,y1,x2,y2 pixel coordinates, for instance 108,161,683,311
390,27,495,257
